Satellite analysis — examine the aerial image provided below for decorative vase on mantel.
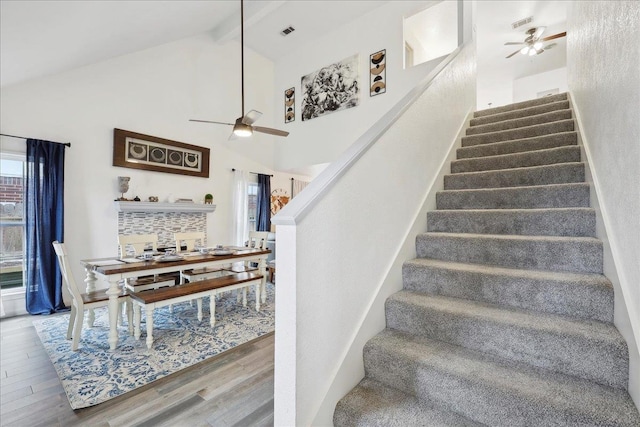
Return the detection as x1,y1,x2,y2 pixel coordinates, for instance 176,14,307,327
204,194,213,204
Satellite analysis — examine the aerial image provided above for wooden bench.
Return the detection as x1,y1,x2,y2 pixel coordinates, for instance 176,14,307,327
129,272,263,349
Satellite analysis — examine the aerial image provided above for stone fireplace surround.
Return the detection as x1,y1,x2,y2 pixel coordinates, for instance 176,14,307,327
115,201,216,251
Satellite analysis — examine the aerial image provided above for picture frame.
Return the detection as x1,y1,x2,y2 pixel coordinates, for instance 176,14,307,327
113,128,210,178
370,49,386,96
285,87,295,123
301,54,359,121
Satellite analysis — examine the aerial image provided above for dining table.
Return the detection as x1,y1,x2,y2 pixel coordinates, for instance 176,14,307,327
80,247,271,350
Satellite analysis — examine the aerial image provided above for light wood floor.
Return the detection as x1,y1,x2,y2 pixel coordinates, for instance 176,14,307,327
0,313,274,427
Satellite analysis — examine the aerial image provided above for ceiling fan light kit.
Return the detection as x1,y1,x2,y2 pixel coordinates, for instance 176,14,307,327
505,26,566,59
233,120,253,137
189,0,289,139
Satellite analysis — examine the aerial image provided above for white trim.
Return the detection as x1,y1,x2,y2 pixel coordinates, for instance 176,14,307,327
114,201,216,213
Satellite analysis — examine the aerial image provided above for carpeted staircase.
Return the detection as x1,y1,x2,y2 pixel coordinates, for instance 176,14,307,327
334,93,640,426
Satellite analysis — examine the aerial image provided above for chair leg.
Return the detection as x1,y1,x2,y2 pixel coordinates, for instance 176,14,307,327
72,309,84,351
197,298,203,321
67,305,77,340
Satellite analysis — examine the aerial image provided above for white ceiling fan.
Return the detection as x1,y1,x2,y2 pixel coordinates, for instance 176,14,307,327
189,0,289,139
504,26,567,59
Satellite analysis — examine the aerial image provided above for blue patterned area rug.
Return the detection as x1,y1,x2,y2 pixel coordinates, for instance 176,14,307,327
32,284,275,410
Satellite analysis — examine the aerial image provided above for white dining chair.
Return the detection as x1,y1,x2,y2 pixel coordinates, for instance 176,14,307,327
174,231,224,283
53,241,131,351
173,231,206,253
118,234,176,292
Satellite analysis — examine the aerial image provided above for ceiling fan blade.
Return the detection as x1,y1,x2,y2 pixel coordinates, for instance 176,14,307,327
542,31,567,42
504,42,527,45
242,109,263,125
254,126,290,137
189,119,234,126
533,26,546,39
506,48,521,59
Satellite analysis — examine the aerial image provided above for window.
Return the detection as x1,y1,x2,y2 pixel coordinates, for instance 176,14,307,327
0,155,26,292
247,183,258,233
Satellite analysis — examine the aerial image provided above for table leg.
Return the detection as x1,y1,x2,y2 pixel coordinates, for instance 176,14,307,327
259,257,267,304
145,306,154,349
209,293,216,327
134,304,141,340
84,267,97,327
106,278,121,350
197,298,203,321
255,283,261,312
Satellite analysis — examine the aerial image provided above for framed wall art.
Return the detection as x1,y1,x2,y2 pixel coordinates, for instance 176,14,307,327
113,128,210,178
370,49,386,96
301,54,360,121
285,87,295,123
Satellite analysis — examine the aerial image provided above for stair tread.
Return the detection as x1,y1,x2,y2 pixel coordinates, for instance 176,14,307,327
457,131,578,158
448,161,584,176
474,93,568,118
452,145,580,166
389,290,621,342
470,100,570,126
466,109,572,136
422,231,601,244
404,257,610,286
461,119,575,147
334,378,481,427
439,181,588,194
367,329,639,425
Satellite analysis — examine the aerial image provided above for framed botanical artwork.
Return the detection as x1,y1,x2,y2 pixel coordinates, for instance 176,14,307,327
301,54,360,121
370,49,386,96
113,128,210,178
285,87,295,123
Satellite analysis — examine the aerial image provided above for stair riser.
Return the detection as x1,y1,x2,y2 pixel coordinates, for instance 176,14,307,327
466,110,573,136
451,146,581,174
462,120,574,147
470,100,570,127
333,378,481,427
444,163,585,190
457,132,577,159
427,209,596,237
402,261,613,322
436,184,591,210
474,93,568,118
385,298,628,389
416,234,603,273
364,341,631,426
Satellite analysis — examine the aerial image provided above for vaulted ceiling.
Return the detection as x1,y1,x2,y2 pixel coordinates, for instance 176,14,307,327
1,0,567,103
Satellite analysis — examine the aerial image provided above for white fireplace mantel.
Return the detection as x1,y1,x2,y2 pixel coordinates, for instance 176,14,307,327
114,201,216,213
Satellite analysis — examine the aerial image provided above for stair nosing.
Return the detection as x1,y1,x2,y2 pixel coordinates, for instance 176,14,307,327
389,290,621,342
467,109,573,134
462,118,575,140
470,100,571,125
452,145,580,165
437,182,590,194
403,257,611,287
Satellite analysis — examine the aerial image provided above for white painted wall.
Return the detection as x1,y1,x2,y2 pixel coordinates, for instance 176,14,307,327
513,66,567,102
0,33,291,300
272,25,475,427
273,1,449,172
566,0,640,408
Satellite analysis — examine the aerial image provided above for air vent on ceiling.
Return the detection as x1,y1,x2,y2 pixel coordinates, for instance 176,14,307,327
280,26,295,36
511,16,533,29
